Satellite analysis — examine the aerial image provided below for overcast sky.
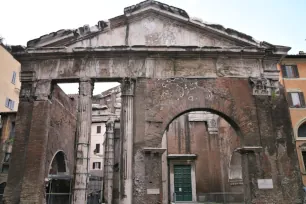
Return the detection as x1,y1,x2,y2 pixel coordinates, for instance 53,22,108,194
1,0,305,94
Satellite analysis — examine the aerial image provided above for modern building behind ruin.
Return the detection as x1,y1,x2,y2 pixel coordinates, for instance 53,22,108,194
0,44,21,112
279,52,306,187
88,86,121,203
3,0,304,203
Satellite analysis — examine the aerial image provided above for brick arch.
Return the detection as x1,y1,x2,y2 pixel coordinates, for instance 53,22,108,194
145,77,259,146
48,150,69,175
162,107,243,140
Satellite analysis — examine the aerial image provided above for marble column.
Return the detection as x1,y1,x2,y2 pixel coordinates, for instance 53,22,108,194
72,78,93,204
120,79,134,204
104,119,115,204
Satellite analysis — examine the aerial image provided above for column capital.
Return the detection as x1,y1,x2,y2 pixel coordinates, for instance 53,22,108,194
106,119,115,132
249,77,279,96
121,78,134,96
34,80,52,101
20,79,52,101
79,78,94,96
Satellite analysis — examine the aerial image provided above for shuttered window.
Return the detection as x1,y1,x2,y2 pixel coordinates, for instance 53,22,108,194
92,162,101,169
4,98,14,110
11,71,16,84
287,92,305,108
281,65,299,78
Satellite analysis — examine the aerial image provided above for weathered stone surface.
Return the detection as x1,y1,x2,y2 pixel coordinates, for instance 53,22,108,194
3,85,77,204
5,1,301,204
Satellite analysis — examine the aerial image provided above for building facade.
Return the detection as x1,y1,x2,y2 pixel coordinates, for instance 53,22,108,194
0,45,21,112
279,52,306,185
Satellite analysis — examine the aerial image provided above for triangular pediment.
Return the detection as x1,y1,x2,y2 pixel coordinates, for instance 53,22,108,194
26,0,281,51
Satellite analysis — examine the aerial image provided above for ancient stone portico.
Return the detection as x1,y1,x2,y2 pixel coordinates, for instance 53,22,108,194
4,0,303,203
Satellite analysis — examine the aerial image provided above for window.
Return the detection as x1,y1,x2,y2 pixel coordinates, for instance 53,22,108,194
11,71,16,84
92,162,101,169
95,144,100,153
298,123,306,137
287,92,305,108
281,65,299,78
97,126,101,133
5,98,14,110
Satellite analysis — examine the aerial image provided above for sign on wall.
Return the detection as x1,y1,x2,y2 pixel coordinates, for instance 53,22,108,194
258,179,273,189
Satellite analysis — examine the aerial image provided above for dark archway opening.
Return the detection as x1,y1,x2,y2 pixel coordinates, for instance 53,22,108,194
162,110,244,204
46,151,71,204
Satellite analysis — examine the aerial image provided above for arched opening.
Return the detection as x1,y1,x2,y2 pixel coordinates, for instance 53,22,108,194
161,110,244,204
298,123,306,138
49,151,67,175
46,151,72,204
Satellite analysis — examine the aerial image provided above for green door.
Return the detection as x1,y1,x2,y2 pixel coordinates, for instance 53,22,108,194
174,165,192,201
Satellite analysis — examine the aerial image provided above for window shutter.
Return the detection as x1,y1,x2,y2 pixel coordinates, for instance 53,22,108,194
98,162,101,169
287,92,293,107
299,92,305,107
93,163,95,169
11,72,16,84
11,101,15,110
281,65,287,78
5,98,9,108
293,65,299,78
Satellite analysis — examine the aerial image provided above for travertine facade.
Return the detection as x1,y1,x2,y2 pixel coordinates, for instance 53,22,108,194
3,1,303,203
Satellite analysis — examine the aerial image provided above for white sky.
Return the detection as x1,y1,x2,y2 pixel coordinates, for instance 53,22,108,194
1,0,305,94
58,82,120,95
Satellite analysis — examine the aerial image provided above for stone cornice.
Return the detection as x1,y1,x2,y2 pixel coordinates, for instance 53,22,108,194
13,46,279,61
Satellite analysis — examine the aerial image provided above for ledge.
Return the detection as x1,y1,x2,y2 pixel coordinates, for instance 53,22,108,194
235,146,263,154
167,154,197,160
143,147,166,154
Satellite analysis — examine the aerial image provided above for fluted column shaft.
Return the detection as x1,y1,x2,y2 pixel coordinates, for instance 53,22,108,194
72,78,93,204
120,79,134,204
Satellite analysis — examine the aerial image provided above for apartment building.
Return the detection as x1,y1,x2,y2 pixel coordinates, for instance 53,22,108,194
88,85,121,203
279,52,306,185
0,45,20,112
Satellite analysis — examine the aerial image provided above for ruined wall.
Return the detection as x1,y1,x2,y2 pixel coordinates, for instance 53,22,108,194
132,77,302,204
44,85,77,176
251,87,304,203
